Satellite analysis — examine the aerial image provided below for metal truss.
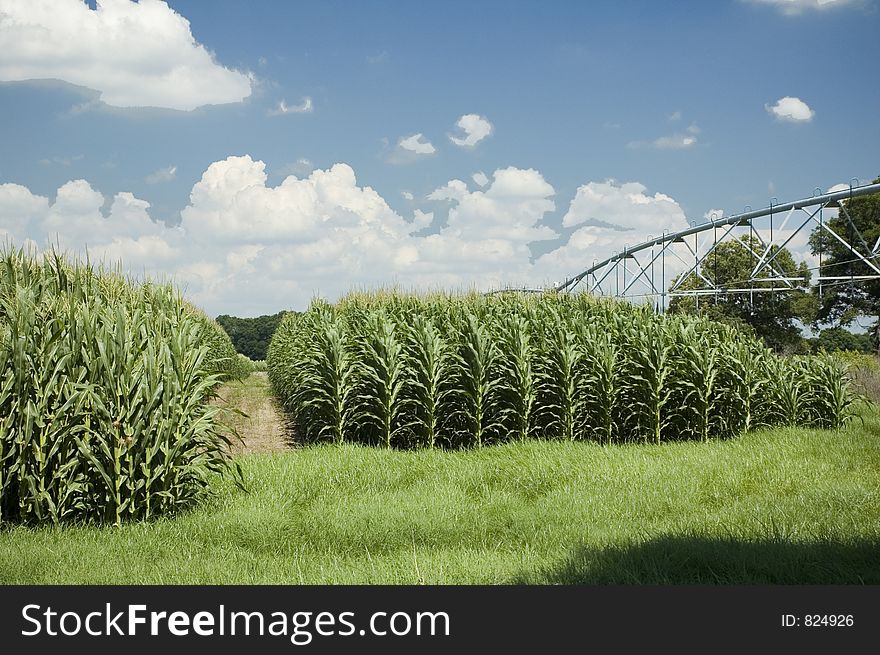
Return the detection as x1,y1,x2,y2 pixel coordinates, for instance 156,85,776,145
554,182,880,310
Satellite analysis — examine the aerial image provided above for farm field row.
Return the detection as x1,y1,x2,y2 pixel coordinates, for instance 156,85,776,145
2,399,878,584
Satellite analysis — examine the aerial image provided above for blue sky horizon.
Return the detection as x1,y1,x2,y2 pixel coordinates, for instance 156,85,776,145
1,0,878,317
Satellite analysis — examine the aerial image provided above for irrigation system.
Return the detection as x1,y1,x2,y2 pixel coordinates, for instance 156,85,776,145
546,181,880,310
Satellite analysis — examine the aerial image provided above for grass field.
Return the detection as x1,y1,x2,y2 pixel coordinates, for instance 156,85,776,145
1,374,877,584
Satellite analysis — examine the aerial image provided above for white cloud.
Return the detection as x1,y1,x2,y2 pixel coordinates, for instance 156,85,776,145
398,133,436,155
182,156,418,245
428,168,557,243
0,0,252,111
472,172,489,188
268,96,313,116
401,191,414,201
560,180,686,231
766,96,815,122
0,178,178,270
0,182,49,240
41,182,170,258
745,0,859,15
668,111,682,121
827,183,850,193
162,159,559,309
449,114,494,148
0,159,711,315
144,165,177,184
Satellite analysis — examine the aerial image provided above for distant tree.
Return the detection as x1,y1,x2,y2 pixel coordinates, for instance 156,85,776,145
215,312,287,361
809,327,873,354
668,236,816,353
808,176,880,350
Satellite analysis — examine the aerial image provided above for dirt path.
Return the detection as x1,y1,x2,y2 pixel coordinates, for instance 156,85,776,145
214,372,291,454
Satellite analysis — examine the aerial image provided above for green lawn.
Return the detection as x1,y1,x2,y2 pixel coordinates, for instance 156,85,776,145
2,408,878,584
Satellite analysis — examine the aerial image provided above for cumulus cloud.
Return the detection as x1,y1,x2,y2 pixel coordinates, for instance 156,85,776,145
0,158,708,315
181,156,419,245
144,165,177,184
745,0,860,15
0,178,178,269
0,182,50,240
0,158,565,312
766,96,815,122
0,0,252,111
533,180,690,288
428,168,557,244
401,191,414,201
268,96,313,116
449,114,494,147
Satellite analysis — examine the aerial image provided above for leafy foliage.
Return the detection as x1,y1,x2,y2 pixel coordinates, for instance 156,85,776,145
216,312,286,361
809,177,880,340
809,327,873,353
668,236,816,352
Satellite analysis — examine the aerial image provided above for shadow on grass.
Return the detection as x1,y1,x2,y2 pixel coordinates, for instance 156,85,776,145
521,535,880,584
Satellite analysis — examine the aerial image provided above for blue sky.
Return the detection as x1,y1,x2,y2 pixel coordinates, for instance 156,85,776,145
1,0,878,316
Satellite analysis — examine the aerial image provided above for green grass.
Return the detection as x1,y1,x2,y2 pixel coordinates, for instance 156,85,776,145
1,406,878,584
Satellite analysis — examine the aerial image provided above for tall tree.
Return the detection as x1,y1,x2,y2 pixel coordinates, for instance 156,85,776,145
668,236,816,352
808,176,880,347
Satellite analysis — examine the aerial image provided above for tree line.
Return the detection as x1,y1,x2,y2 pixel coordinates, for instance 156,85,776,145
215,312,288,361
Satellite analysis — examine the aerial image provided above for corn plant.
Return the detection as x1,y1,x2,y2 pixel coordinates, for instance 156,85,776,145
772,357,806,426
296,308,356,444
495,312,538,442
801,353,856,429
451,312,506,447
676,322,721,443
623,319,675,445
403,314,452,448
536,311,590,441
719,340,767,435
0,246,239,525
351,311,408,448
579,325,620,444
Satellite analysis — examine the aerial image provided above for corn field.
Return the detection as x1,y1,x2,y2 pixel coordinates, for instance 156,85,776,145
267,291,857,449
0,247,242,525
